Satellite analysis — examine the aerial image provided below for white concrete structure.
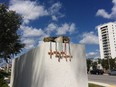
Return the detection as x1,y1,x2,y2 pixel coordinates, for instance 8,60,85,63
10,42,88,87
98,22,116,59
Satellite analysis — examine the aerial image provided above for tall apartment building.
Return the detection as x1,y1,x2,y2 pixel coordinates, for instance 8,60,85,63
98,22,116,59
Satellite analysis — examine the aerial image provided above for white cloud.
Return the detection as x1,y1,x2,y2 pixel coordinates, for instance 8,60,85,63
96,0,116,19
49,2,62,15
19,22,76,49
38,41,44,46
46,23,57,34
23,19,30,24
86,50,100,58
52,15,58,21
22,39,35,45
20,25,47,49
20,25,45,37
56,23,76,35
9,1,64,23
69,23,76,34
8,0,76,50
9,0,48,24
56,23,69,35
25,44,35,50
22,39,35,49
96,9,111,19
45,23,76,35
49,2,64,21
79,32,98,44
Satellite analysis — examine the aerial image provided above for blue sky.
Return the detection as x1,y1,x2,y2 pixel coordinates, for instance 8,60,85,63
0,0,116,58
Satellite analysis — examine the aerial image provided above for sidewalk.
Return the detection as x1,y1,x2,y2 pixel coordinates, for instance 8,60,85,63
88,81,116,87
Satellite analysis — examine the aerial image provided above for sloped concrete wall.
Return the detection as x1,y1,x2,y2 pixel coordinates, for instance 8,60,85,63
10,43,88,87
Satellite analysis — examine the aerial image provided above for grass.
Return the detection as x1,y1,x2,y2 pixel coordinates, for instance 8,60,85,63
89,83,104,87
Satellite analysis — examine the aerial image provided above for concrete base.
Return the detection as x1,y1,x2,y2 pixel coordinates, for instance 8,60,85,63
10,42,88,87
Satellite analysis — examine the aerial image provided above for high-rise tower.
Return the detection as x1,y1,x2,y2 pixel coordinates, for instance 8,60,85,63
98,22,116,59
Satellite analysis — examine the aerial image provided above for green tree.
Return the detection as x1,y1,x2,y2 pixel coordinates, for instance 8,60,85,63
101,59,109,70
0,72,8,87
101,58,116,70
86,59,92,72
109,58,116,70
0,4,24,62
98,58,101,64
114,58,116,69
92,62,97,70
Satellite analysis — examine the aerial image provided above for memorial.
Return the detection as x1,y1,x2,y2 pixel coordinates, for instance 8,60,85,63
10,36,88,87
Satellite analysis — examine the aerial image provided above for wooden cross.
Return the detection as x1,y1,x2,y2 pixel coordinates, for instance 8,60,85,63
63,42,68,62
58,57,60,62
64,54,69,62
61,51,65,57
48,42,53,59
48,50,54,59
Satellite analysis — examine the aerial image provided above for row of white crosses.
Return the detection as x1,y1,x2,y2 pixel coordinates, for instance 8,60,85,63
48,36,72,62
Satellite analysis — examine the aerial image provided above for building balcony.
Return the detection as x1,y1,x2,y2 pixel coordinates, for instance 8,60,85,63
102,35,109,39
101,32,108,35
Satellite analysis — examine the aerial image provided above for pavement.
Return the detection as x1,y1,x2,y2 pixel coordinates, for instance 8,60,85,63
88,74,116,87
88,81,116,87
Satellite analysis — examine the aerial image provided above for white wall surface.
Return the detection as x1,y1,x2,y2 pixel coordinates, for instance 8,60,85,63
10,42,88,87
